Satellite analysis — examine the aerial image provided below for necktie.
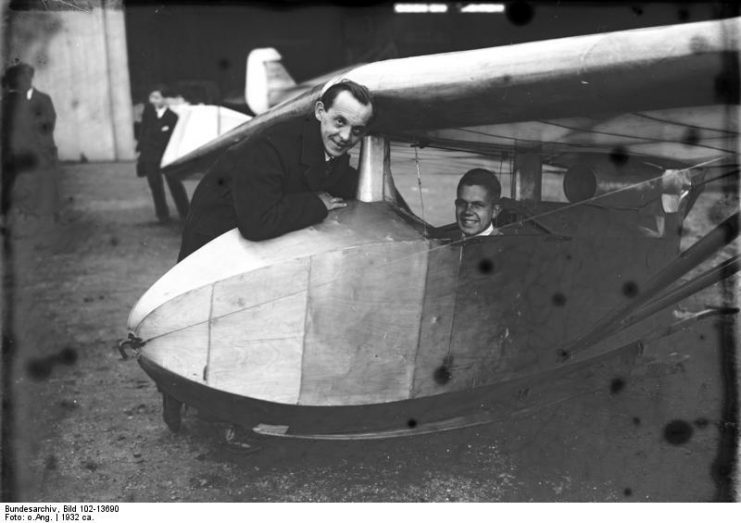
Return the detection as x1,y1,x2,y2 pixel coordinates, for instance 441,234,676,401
325,157,335,178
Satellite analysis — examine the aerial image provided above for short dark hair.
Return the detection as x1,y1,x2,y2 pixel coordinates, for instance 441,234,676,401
148,84,174,98
457,168,502,201
3,62,34,89
320,79,373,111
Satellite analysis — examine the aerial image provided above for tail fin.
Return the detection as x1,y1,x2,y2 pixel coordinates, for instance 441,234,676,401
245,48,296,115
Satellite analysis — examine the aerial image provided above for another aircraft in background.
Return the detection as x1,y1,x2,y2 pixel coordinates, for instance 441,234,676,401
155,48,354,170
222,47,361,116
159,101,250,170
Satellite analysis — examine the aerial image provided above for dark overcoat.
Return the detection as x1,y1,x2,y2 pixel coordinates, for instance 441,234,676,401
136,104,178,175
178,115,358,260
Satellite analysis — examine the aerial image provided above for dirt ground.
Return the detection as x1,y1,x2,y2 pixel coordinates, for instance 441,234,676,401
2,160,739,502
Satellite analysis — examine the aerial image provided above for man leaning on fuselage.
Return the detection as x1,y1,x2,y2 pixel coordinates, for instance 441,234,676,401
178,79,374,261
455,168,503,238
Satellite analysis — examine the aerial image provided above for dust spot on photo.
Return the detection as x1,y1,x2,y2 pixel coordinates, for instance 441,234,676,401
689,36,709,55
58,399,79,411
610,377,626,394
609,146,629,167
622,281,639,298
81,460,99,472
682,128,700,147
44,455,58,471
58,346,78,365
434,356,453,385
506,1,534,26
663,419,693,445
26,356,54,381
478,258,494,274
714,70,740,104
552,292,566,307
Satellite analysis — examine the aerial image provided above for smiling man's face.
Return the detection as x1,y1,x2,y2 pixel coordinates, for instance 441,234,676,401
314,90,373,158
455,184,497,236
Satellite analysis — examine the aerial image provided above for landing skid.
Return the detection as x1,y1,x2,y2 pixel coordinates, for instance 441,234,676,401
140,340,642,440
251,394,579,440
162,392,183,433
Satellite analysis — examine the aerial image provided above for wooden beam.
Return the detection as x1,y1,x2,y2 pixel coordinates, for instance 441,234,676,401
513,146,542,201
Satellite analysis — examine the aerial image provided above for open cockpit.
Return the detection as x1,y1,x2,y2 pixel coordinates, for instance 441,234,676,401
353,132,709,244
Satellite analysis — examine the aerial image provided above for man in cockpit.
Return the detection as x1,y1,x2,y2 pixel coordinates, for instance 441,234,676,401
455,168,503,237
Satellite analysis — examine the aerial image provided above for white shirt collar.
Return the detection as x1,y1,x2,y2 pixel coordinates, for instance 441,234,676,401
26,88,33,100
155,106,167,118
474,223,495,237
463,223,498,239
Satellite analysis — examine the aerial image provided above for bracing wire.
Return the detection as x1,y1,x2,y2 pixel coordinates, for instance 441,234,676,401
497,155,733,230
413,144,428,237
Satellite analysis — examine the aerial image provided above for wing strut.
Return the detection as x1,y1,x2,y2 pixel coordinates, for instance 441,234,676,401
557,212,740,362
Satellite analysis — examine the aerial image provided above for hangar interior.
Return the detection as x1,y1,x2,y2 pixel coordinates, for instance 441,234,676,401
3,0,725,161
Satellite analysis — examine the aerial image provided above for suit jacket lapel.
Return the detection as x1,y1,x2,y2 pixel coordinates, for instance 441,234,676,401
325,154,350,188
300,116,351,192
300,117,328,191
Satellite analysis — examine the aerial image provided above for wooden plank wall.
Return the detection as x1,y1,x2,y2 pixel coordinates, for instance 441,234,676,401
411,243,460,398
4,2,135,161
208,259,310,403
142,324,209,385
300,241,428,406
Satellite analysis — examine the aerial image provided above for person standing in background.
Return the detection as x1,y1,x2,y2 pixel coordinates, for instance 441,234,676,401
136,85,189,224
1,62,58,231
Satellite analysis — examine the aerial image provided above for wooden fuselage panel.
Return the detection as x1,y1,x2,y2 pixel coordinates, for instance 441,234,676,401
417,233,675,398
136,201,678,407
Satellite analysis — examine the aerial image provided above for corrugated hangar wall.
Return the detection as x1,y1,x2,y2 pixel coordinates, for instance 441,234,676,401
4,0,135,162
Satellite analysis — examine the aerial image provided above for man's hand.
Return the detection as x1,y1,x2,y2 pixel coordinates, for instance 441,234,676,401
316,192,347,211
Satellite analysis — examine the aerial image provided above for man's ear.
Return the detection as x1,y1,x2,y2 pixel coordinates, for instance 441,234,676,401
314,100,325,122
492,203,502,218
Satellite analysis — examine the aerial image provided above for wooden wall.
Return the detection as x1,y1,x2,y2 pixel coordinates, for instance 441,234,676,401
4,0,135,161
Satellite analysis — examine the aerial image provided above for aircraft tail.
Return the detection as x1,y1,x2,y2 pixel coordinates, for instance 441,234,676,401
245,48,296,115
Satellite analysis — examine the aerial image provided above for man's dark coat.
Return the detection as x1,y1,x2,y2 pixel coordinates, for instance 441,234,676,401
178,115,358,260
2,88,56,165
137,104,178,175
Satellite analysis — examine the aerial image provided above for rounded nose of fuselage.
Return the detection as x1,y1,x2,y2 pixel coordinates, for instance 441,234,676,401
128,201,431,406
